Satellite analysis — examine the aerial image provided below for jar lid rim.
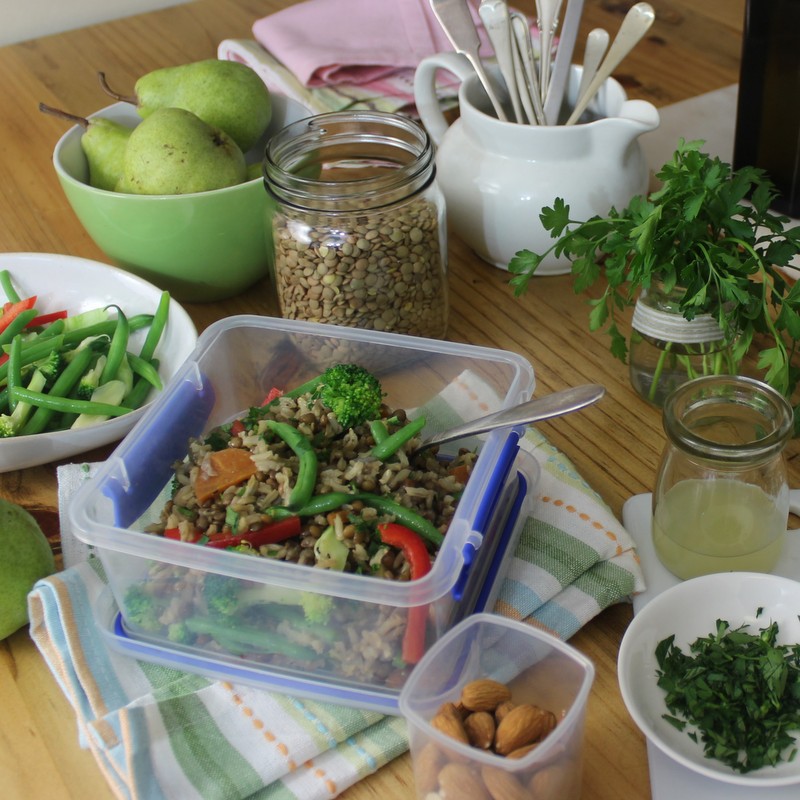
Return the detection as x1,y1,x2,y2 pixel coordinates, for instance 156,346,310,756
662,375,794,460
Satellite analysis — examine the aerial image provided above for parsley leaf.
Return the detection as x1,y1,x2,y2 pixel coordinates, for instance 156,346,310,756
509,139,800,431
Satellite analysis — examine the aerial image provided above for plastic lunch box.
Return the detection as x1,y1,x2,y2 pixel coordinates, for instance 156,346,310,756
69,316,538,714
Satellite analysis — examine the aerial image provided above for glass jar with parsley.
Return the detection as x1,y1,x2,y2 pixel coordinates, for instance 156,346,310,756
652,374,793,580
629,280,738,406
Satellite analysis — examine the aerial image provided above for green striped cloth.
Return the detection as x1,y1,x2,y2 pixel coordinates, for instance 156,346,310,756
27,370,644,799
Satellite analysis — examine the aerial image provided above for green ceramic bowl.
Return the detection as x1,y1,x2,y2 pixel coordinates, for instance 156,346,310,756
52,96,311,303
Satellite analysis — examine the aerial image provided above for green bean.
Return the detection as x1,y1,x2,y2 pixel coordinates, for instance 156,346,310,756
11,387,133,419
265,420,318,509
0,270,20,303
20,346,94,435
6,335,22,412
0,335,65,385
357,492,444,547
138,291,170,361
99,306,129,383
37,318,66,339
61,313,153,347
267,488,445,547
0,308,37,348
371,415,427,461
184,617,318,661
125,358,159,410
369,419,389,445
296,492,354,517
127,352,163,391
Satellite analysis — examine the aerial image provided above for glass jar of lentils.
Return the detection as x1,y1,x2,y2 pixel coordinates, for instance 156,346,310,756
263,110,448,339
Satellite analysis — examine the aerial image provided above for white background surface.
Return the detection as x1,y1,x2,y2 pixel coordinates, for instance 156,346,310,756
1,0,192,47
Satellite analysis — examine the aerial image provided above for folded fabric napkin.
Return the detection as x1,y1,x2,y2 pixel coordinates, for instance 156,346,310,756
218,0,536,116
28,371,644,799
251,0,485,89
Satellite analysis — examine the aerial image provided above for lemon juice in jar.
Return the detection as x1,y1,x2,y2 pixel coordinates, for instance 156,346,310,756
652,478,788,579
652,376,793,580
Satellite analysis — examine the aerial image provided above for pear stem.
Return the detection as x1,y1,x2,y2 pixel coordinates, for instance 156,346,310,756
97,72,137,105
38,102,89,129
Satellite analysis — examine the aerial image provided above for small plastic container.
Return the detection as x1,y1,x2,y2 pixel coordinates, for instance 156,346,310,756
399,613,595,800
68,316,537,713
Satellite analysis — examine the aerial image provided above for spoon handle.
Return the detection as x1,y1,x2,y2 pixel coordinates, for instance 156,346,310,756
414,384,605,454
543,0,584,124
510,13,546,125
428,0,509,121
565,1,655,125
576,27,610,105
479,0,524,123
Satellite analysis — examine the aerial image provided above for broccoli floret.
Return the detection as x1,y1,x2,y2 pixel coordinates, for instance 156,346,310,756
313,525,349,570
33,350,64,384
76,354,107,400
0,368,47,437
313,363,384,429
202,573,333,624
0,415,16,438
203,573,240,618
124,584,165,632
167,622,191,644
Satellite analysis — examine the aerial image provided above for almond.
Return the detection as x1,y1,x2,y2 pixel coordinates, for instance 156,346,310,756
437,763,491,800
480,766,529,800
528,763,575,796
463,711,496,749
460,679,512,712
437,700,467,720
494,704,557,755
494,700,516,724
413,742,444,794
506,742,539,759
430,705,470,746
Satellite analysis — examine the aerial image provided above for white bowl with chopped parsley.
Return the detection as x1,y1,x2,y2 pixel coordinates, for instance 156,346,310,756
618,572,800,787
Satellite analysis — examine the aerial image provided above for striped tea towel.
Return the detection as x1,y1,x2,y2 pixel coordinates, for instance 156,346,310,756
28,372,644,799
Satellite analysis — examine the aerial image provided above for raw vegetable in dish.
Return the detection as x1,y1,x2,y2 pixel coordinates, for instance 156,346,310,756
0,269,170,436
125,363,478,678
656,612,800,773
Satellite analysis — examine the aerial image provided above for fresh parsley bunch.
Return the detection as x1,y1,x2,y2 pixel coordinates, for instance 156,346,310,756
508,139,800,427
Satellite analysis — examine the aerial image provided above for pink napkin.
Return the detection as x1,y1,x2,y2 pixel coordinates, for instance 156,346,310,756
252,0,493,88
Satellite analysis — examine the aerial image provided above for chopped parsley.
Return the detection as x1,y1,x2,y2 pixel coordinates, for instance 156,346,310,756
655,615,800,773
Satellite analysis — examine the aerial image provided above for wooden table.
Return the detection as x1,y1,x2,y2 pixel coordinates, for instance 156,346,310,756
0,1,759,798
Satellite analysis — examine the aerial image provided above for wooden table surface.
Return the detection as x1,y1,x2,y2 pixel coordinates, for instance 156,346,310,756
0,1,763,798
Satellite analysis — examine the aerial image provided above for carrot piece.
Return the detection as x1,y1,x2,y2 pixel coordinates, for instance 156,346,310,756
194,448,258,503
449,463,471,485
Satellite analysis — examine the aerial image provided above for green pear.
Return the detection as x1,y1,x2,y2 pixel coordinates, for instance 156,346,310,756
0,498,55,640
100,60,271,153
39,102,132,191
115,107,247,195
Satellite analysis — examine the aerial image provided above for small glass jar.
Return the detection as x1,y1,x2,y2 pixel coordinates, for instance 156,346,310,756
652,375,793,580
263,111,448,340
629,281,737,406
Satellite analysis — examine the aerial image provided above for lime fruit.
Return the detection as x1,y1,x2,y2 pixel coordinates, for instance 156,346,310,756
0,498,55,639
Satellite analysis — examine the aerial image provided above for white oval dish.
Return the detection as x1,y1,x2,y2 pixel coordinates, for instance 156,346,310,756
0,252,197,471
618,571,800,788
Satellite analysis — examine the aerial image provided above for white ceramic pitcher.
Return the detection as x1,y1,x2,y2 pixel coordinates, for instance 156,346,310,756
414,52,660,274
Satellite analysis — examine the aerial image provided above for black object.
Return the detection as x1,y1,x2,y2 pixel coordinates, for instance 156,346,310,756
733,0,800,217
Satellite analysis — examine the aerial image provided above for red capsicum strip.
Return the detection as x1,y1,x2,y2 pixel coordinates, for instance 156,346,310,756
166,515,303,549
377,521,432,664
207,515,302,549
26,309,68,328
0,296,37,335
